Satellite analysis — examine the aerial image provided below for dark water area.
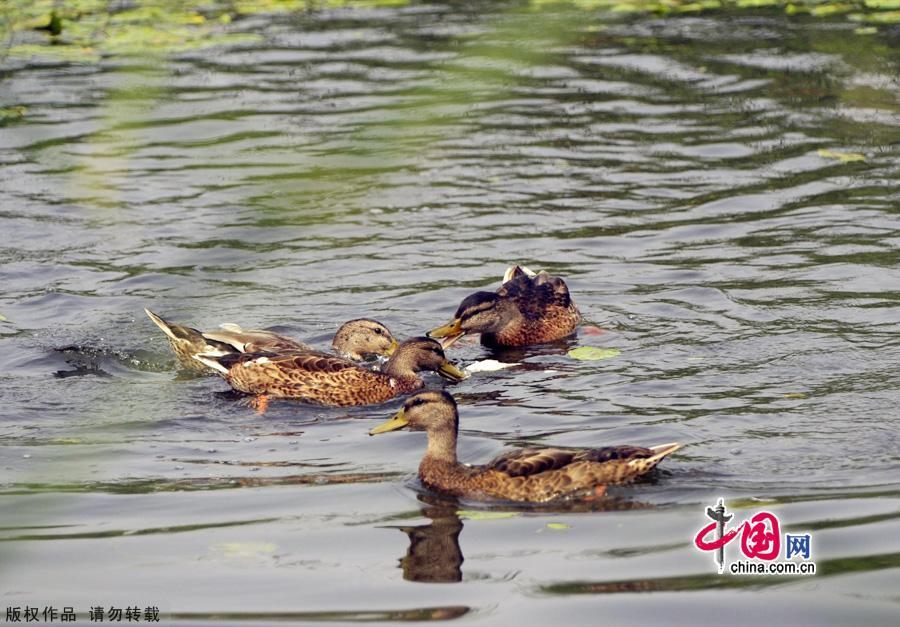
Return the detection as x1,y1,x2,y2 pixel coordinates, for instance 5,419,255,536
1,3,899,624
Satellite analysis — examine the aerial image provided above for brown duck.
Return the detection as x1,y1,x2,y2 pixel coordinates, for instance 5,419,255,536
194,338,467,407
145,308,398,372
370,391,680,503
427,265,580,348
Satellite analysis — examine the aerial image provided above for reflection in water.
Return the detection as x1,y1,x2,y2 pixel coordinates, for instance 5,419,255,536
485,336,582,366
388,493,661,583
392,495,464,583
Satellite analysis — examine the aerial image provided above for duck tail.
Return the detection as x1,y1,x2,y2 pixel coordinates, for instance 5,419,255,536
648,442,681,458
144,308,202,343
503,264,538,283
626,442,681,476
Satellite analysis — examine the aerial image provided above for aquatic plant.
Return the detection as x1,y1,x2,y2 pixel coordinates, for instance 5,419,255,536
1,0,898,65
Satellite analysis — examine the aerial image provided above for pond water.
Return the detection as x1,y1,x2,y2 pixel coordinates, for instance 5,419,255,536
2,3,899,624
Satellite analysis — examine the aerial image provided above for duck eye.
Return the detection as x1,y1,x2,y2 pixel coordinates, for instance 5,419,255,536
375,328,385,336
462,303,492,320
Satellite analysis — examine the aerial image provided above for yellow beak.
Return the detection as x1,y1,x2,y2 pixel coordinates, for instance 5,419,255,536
384,338,400,357
438,361,469,383
369,408,409,435
427,319,465,347
437,361,468,382
437,333,465,350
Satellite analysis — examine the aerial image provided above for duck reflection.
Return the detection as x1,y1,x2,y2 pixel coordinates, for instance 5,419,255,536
394,494,464,583
388,491,660,584
485,335,581,366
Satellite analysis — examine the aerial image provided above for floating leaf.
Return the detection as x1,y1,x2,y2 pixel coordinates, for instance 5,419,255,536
50,437,82,444
567,346,621,361
546,522,571,530
0,312,7,322
457,510,520,521
213,542,277,558
0,106,27,122
817,149,865,163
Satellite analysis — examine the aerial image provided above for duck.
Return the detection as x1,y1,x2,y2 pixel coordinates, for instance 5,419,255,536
427,265,580,348
193,337,467,407
369,391,680,503
145,309,398,372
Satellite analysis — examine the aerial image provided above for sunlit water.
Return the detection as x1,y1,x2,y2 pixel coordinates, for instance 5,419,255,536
2,4,899,624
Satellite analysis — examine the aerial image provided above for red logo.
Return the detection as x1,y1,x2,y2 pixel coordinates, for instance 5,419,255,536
694,498,783,573
694,499,815,576
695,510,780,559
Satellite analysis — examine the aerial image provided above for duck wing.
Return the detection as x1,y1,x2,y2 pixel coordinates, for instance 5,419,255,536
202,325,311,354
485,445,669,479
484,447,581,478
208,350,358,374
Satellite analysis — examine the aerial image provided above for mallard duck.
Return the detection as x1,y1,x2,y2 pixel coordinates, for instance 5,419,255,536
369,391,680,503
427,265,580,348
194,337,467,407
145,309,398,372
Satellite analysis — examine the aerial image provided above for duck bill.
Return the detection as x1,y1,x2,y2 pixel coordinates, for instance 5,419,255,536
369,408,409,435
384,338,400,357
437,361,468,382
437,332,466,350
427,319,465,348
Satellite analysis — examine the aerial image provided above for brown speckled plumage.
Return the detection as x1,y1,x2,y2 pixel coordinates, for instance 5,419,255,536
195,337,465,407
145,309,253,372
427,265,581,348
145,309,396,372
370,391,680,503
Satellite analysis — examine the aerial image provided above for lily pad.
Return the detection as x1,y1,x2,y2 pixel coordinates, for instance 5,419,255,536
817,149,866,163
457,510,520,521
567,346,621,361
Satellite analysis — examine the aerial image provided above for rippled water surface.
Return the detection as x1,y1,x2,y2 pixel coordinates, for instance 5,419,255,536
2,3,900,624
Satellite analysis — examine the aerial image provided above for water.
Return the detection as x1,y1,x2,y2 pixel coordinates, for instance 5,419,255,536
2,4,900,624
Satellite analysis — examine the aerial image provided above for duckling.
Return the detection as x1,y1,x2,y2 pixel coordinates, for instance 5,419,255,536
370,391,680,503
194,338,467,407
145,309,398,372
427,265,580,348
